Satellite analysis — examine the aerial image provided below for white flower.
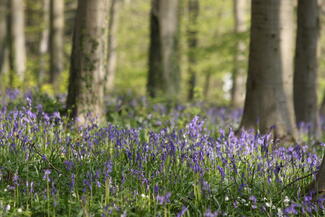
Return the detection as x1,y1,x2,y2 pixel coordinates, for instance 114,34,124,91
277,208,284,217
225,196,229,201
17,208,23,213
5,204,10,211
265,202,272,207
141,194,148,198
283,196,290,204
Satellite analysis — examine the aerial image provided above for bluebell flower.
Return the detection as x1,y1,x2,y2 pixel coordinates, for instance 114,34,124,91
176,206,188,217
43,169,51,182
156,192,171,205
204,209,219,217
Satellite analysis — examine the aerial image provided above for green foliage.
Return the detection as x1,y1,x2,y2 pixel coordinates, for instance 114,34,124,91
2,90,64,114
0,94,323,216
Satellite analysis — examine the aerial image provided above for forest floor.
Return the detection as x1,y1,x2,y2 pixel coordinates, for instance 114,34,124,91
0,90,324,216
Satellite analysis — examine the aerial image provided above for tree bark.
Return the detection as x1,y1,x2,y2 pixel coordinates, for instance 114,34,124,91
240,0,298,140
38,0,50,86
307,152,325,197
66,0,109,124
105,0,120,92
318,1,325,118
294,0,321,139
203,71,211,100
230,0,247,108
320,94,325,118
187,0,199,101
0,0,8,75
8,0,26,85
302,0,325,197
49,0,64,88
147,0,181,99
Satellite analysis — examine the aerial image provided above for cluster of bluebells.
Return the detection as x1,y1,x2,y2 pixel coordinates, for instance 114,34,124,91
0,93,324,216
105,94,243,130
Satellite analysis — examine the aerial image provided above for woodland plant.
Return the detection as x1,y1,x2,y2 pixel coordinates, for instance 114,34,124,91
0,94,324,216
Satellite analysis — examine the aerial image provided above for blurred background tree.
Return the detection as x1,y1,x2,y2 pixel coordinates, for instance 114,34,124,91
3,0,325,109
0,0,252,105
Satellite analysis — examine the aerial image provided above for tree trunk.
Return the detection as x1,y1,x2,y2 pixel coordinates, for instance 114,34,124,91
230,0,247,108
8,0,26,85
319,1,325,119
203,71,211,100
306,0,325,198
66,0,109,124
38,0,50,86
147,0,181,99
187,0,199,101
105,0,120,92
294,0,320,139
240,0,297,140
320,94,325,118
307,152,325,196
49,0,64,88
0,0,8,75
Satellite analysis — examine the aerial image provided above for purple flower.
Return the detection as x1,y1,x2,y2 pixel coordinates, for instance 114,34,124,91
233,200,238,208
52,112,61,120
154,184,159,195
156,192,171,205
26,110,36,119
13,173,19,186
36,104,43,113
104,160,113,178
96,181,101,188
249,195,257,203
42,155,47,161
70,174,75,191
64,160,74,171
43,169,51,182
304,195,312,202
187,116,204,139
217,166,225,180
177,206,188,217
83,179,92,192
26,96,32,106
204,209,219,217
317,196,325,209
201,180,211,192
284,203,299,215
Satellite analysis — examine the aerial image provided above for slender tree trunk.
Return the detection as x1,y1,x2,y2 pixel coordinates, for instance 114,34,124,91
105,0,120,92
38,0,50,86
8,0,26,85
240,0,297,140
319,2,325,118
203,71,211,100
66,0,109,125
307,152,325,196
306,0,325,199
294,0,320,139
231,0,247,108
187,0,199,101
49,0,64,88
147,0,181,99
320,94,325,117
0,0,8,75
